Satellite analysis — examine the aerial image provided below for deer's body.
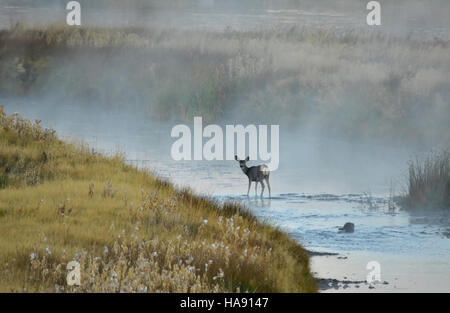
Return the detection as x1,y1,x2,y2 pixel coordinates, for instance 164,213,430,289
235,156,271,198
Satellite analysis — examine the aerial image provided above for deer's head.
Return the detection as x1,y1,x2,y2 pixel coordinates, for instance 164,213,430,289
235,155,250,170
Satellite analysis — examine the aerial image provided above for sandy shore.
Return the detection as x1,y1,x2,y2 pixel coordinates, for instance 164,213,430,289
310,250,450,292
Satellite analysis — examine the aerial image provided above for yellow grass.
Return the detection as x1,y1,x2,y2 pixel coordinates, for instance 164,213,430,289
0,106,317,292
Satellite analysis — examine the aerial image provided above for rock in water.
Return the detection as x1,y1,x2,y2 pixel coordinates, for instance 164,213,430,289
339,222,355,233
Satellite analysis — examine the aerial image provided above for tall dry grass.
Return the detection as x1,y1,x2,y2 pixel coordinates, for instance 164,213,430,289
0,107,316,292
1,24,449,143
403,150,450,210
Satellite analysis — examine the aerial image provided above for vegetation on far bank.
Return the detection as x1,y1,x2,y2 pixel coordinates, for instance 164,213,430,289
1,23,449,144
0,107,317,292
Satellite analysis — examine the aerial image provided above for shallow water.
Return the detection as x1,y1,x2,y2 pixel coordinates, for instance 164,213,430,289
4,101,450,292
220,194,450,257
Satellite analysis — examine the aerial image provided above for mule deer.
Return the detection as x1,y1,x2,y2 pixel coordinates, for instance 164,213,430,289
235,155,271,198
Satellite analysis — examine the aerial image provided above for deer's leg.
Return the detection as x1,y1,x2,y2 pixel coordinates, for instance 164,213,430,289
247,180,251,196
260,180,265,198
255,180,257,195
265,177,271,198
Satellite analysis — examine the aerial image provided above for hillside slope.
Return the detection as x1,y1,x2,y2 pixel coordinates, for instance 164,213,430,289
0,107,317,292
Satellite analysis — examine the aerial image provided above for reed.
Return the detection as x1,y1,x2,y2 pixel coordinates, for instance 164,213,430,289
403,150,450,210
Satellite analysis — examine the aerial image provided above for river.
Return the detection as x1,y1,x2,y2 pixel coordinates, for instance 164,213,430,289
3,100,450,292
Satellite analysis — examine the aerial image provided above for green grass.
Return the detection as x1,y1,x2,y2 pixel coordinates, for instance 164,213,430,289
0,107,317,292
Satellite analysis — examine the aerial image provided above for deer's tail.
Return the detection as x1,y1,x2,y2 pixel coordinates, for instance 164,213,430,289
261,164,270,177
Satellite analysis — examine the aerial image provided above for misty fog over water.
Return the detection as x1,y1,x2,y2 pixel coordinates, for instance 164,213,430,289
1,99,413,196
1,0,450,292
1,0,448,211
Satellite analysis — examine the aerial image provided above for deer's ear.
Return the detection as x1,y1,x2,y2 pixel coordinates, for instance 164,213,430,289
234,155,239,161
245,156,250,161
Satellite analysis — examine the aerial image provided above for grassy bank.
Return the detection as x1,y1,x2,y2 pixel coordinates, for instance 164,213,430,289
0,107,317,292
1,24,449,143
402,150,450,210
